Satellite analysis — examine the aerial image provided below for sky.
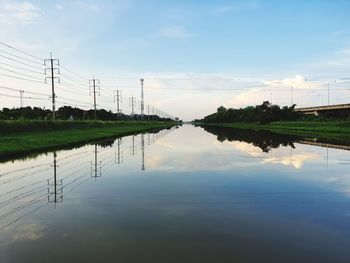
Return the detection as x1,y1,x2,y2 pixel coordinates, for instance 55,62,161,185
0,0,350,120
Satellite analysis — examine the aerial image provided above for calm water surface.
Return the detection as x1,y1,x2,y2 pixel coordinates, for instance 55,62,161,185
1,125,350,263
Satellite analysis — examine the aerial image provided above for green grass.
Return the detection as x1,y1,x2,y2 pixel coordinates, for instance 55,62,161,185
199,121,350,141
0,121,175,158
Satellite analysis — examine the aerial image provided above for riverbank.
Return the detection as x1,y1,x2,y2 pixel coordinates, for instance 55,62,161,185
198,121,350,141
0,121,175,158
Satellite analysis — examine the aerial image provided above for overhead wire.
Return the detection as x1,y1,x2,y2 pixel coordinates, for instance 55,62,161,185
0,61,44,75
0,48,44,66
0,85,49,97
0,72,46,84
0,92,48,101
0,41,43,61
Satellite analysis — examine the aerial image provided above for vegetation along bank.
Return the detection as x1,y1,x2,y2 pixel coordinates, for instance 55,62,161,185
0,120,176,158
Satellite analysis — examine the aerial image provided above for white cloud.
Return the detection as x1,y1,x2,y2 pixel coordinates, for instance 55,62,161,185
55,4,64,10
159,25,193,39
262,154,318,169
11,223,46,241
229,141,319,169
2,1,41,24
86,4,100,12
213,1,259,14
263,75,319,90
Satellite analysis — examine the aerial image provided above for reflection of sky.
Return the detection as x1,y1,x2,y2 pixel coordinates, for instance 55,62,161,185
145,126,350,195
1,125,350,262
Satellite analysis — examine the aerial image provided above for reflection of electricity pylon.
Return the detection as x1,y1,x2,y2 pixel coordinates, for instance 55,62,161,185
91,144,102,178
147,133,151,146
326,147,329,171
48,152,63,207
130,135,137,155
141,134,145,171
115,138,123,165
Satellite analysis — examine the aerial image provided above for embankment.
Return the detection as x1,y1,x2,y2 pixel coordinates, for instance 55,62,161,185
0,120,175,158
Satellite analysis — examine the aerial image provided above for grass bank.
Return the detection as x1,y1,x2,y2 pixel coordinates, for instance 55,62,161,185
199,121,350,141
0,120,175,158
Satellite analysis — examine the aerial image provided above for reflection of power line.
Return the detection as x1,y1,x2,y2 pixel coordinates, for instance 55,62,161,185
0,166,51,186
0,203,48,232
0,149,107,231
0,183,47,209
0,180,45,198
0,192,48,221
0,161,51,178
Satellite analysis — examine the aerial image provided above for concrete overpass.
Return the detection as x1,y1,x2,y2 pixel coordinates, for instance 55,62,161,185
294,103,350,116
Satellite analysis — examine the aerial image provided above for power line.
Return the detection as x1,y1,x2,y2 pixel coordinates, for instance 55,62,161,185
0,48,43,66
0,92,48,101
0,85,49,97
0,54,44,71
56,85,89,96
0,72,46,84
55,100,92,109
56,95,92,106
0,41,43,61
60,65,89,81
0,61,44,75
60,72,89,86
58,82,89,94
0,66,46,81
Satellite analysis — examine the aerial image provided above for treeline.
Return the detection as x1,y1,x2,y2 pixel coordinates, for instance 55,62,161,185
199,101,299,124
0,106,174,122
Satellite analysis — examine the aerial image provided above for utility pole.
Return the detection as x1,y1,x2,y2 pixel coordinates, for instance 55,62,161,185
129,97,136,115
147,104,150,121
290,87,294,106
19,90,24,108
89,77,100,120
140,78,144,117
114,90,122,115
45,53,60,121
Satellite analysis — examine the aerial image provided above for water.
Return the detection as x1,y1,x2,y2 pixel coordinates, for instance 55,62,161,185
1,125,350,263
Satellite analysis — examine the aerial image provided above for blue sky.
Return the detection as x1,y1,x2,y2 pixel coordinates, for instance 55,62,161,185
1,0,350,120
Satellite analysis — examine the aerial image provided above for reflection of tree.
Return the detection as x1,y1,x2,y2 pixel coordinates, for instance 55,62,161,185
202,126,299,152
96,139,115,148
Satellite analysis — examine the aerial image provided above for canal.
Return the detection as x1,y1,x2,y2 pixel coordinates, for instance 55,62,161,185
1,124,350,262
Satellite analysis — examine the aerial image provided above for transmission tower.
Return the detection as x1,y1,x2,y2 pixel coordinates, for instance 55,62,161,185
89,77,100,120
129,97,136,115
114,90,122,115
44,53,60,120
140,78,144,117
